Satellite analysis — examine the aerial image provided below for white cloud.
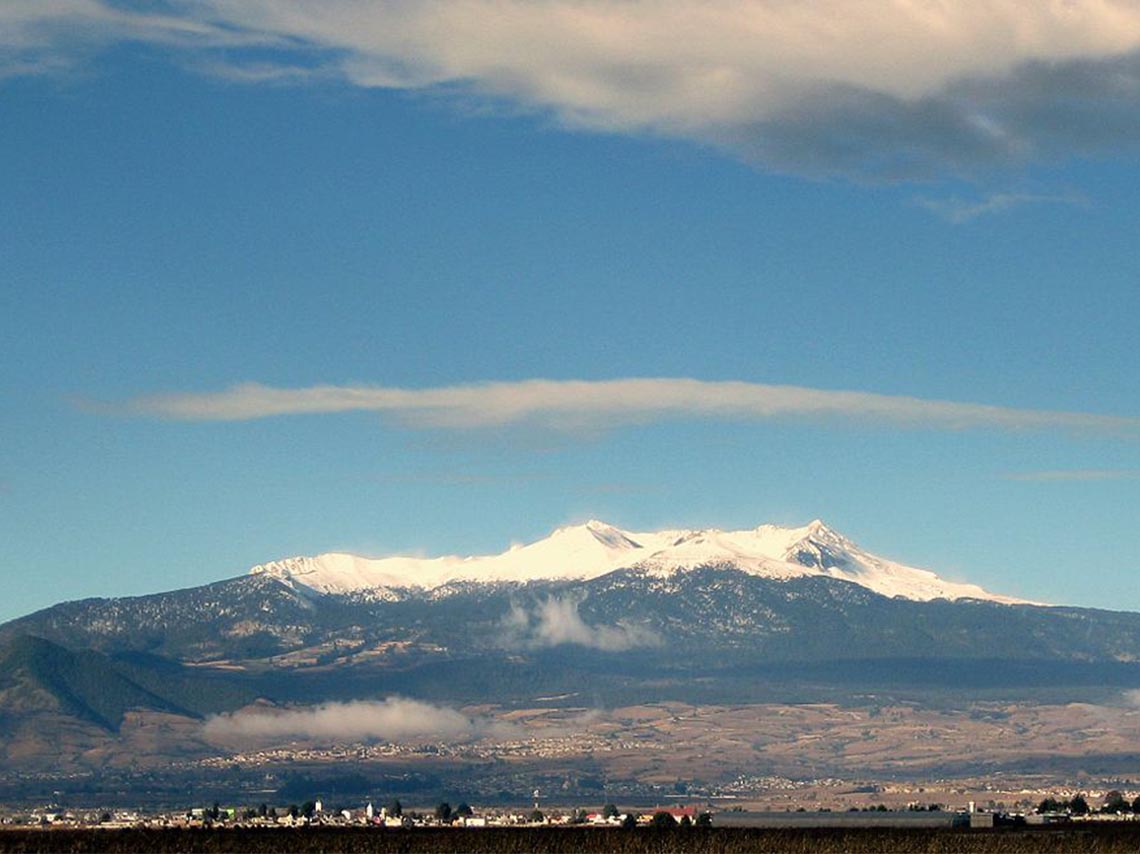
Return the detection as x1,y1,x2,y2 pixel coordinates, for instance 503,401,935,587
8,2,1140,178
503,595,661,651
112,377,1140,438
203,697,490,742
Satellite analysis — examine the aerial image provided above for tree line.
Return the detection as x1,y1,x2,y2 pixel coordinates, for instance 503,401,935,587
1037,792,1140,815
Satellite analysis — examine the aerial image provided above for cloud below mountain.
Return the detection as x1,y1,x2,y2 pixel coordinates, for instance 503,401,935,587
8,2,1140,179
203,698,492,743
503,595,661,651
112,377,1140,438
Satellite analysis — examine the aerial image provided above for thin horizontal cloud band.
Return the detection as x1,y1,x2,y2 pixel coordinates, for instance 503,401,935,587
116,379,1140,437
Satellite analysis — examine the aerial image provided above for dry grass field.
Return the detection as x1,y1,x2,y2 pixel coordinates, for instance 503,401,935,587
5,826,1140,854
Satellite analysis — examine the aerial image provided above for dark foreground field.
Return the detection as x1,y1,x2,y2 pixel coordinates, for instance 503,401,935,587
4,826,1140,854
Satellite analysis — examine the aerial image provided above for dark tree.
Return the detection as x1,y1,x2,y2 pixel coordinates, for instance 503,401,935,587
530,809,545,823
651,811,678,828
602,803,619,819
1133,796,1140,814
301,801,316,819
1037,797,1062,813
387,799,402,818
679,814,693,828
455,802,473,817
1103,791,1128,813
1069,794,1090,815
621,813,638,829
435,802,453,822
696,812,713,827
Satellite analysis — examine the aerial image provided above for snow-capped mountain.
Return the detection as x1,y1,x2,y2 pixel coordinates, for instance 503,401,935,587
7,517,1140,715
250,519,1025,604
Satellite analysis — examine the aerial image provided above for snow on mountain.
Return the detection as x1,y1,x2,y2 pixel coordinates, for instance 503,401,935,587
250,520,644,595
249,519,1027,604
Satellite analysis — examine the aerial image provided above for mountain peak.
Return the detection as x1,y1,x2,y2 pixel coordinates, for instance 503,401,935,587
551,519,641,549
582,519,642,549
553,518,614,535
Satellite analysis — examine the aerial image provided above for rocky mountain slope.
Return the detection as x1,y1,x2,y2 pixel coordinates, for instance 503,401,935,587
1,520,1137,678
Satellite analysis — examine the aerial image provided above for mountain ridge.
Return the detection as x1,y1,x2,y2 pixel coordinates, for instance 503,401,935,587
250,518,1029,605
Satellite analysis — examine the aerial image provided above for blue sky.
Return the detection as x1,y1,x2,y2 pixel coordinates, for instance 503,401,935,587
3,2,1140,620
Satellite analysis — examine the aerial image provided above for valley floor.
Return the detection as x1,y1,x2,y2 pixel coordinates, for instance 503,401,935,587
5,698,1140,812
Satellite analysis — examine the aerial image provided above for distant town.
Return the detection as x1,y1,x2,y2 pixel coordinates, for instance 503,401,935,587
4,786,1140,832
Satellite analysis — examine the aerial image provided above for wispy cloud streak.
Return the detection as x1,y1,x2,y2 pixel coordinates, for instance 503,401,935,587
916,192,1088,223
1005,469,1140,482
0,0,272,78
112,378,1140,438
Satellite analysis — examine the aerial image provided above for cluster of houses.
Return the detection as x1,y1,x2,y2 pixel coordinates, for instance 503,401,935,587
2,801,706,830
8,794,1139,830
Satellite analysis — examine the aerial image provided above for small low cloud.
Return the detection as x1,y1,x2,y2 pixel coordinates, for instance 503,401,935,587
106,377,1140,439
1006,469,1140,482
916,192,1087,224
1123,689,1140,707
503,595,661,652
203,697,489,743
